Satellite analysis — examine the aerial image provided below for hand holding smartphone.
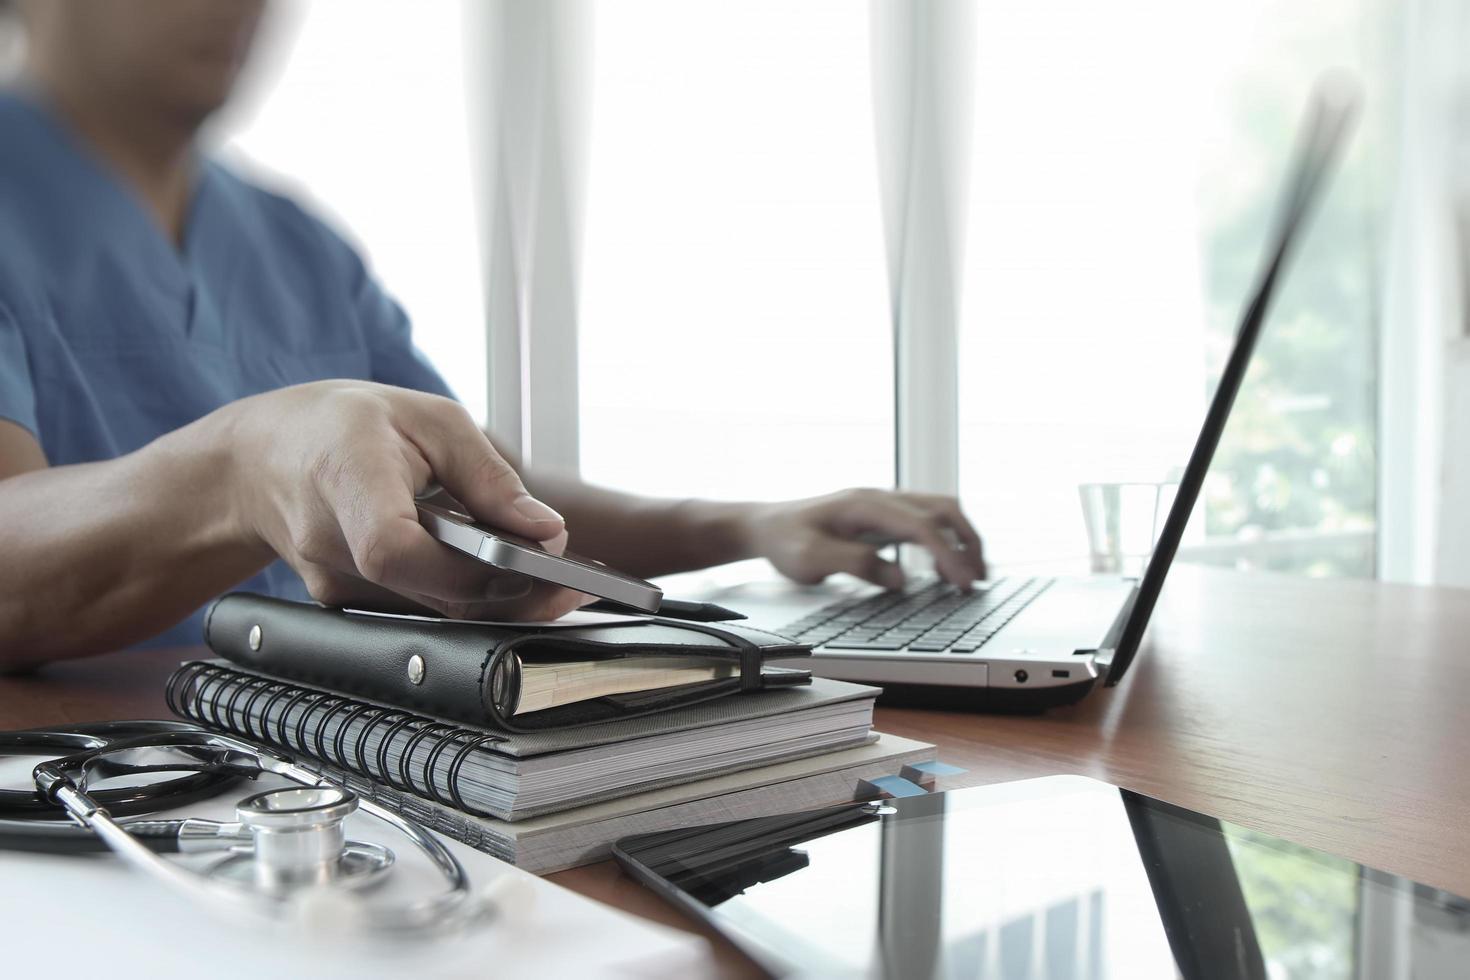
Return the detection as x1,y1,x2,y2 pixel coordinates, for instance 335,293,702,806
415,496,664,613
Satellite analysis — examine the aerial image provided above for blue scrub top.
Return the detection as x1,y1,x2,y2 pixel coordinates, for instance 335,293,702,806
0,91,456,649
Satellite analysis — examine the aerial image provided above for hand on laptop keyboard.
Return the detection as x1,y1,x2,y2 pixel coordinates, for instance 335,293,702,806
743,488,984,591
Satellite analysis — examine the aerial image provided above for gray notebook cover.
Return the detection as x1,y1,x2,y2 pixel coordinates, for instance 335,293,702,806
320,733,939,875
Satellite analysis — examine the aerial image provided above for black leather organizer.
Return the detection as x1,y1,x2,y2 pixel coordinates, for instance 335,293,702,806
204,593,813,733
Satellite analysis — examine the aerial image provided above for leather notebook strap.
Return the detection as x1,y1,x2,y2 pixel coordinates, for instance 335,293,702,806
651,619,765,692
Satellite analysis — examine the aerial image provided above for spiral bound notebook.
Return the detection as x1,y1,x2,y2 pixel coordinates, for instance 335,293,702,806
317,733,938,875
167,659,879,821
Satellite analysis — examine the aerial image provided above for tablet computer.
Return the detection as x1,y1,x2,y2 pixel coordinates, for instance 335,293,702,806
614,775,1469,978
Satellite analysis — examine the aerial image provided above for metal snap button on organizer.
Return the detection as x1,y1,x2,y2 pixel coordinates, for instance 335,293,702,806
208,786,394,894
407,654,426,686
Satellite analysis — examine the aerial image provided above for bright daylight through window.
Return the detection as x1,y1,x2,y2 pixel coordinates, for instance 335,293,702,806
221,1,1383,581
220,1,488,423
578,0,894,503
958,0,1383,578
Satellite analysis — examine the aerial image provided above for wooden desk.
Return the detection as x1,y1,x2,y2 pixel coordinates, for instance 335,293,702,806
5,564,1470,977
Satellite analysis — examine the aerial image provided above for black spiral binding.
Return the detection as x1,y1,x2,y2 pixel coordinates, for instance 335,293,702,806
196,664,236,730
237,676,280,742
352,705,391,776
259,684,298,745
221,673,263,734
400,723,454,802
372,713,419,792
422,728,465,808
447,735,500,815
288,690,331,754
162,663,188,717
166,661,500,816
332,703,379,773
312,697,358,764
163,660,206,718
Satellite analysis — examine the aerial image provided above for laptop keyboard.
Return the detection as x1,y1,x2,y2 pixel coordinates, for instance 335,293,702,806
779,577,1055,654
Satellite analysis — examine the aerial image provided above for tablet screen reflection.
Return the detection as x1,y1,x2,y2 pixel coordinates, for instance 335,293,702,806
622,778,1470,978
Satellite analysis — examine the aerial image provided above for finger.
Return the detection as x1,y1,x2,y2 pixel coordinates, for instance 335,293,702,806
302,560,577,623
541,527,570,557
909,494,986,577
315,453,510,603
297,564,441,615
397,394,565,542
431,581,587,623
399,448,434,501
834,496,975,588
497,582,589,621
797,537,906,591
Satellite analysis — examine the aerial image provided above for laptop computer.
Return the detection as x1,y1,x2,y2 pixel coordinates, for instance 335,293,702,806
702,82,1358,710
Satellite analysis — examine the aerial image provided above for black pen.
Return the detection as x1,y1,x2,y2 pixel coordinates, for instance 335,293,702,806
586,597,747,622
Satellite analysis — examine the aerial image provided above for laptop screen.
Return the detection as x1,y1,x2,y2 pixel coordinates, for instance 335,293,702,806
1103,79,1359,685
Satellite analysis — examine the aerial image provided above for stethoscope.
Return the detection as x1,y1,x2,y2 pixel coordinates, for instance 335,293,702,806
0,720,486,936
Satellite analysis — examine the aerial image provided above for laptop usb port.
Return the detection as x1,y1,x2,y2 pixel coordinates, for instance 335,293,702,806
1052,669,1070,679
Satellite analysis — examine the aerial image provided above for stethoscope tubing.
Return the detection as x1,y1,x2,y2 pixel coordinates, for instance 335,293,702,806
2,720,485,936
0,814,186,853
0,720,242,826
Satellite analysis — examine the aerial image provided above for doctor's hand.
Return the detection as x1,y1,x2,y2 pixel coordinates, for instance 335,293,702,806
225,381,585,622
741,488,984,591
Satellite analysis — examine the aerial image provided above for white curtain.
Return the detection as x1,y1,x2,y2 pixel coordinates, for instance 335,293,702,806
463,0,591,472
869,0,975,499
1378,0,1470,584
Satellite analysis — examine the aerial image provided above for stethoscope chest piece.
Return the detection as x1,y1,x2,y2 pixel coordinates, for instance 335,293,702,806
207,785,394,894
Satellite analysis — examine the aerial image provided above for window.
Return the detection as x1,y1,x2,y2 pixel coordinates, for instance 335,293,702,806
218,1,487,422
223,1,1389,578
577,0,893,502
956,0,1386,577
1191,4,1387,578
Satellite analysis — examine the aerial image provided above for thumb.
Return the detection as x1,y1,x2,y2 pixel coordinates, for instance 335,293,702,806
404,399,564,541
796,537,906,591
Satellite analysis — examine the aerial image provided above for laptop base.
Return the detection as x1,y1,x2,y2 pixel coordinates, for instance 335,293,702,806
874,677,1099,714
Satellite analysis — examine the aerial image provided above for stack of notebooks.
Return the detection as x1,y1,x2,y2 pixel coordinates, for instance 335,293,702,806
167,593,938,874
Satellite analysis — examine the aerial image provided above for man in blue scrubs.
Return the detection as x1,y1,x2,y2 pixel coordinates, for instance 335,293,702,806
0,0,983,665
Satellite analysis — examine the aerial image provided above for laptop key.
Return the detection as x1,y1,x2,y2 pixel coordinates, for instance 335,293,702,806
824,640,906,651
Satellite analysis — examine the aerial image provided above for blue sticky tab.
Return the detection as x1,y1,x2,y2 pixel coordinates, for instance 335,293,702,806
864,774,929,799
905,760,967,777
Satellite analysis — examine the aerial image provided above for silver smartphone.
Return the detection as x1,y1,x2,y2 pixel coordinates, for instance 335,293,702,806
415,499,664,613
